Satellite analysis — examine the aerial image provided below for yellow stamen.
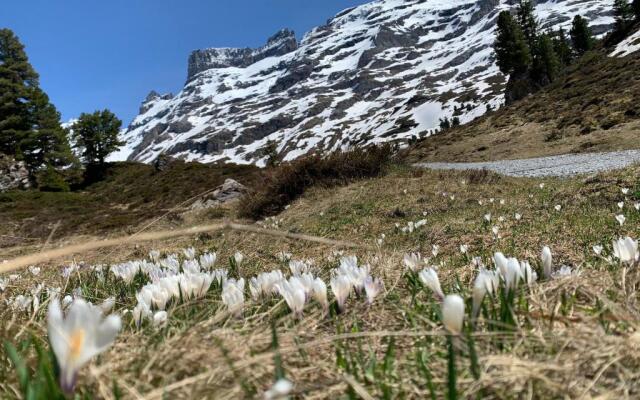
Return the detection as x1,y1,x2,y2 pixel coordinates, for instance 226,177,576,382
68,329,85,361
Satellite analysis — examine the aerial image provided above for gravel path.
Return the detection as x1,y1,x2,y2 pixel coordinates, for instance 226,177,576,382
415,150,640,178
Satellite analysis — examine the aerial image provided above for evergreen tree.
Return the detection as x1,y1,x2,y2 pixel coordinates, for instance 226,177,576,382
495,11,532,75
72,110,123,167
633,0,640,20
439,117,451,131
552,28,573,66
262,139,280,167
20,89,74,174
531,34,562,86
570,15,594,55
614,0,634,33
451,116,461,127
0,29,39,156
517,0,539,49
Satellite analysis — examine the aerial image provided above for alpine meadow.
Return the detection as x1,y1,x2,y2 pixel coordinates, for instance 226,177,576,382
2,1,640,399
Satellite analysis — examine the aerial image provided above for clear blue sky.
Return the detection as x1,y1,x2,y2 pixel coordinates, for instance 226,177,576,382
1,0,369,125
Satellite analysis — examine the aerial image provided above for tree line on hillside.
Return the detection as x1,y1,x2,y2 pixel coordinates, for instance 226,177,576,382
495,0,640,104
0,28,123,191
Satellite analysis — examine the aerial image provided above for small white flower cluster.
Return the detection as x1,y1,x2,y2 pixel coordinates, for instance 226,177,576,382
258,216,285,229
330,256,383,312
120,249,225,328
396,219,427,234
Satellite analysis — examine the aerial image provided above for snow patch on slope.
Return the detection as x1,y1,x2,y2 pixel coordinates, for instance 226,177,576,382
610,29,640,57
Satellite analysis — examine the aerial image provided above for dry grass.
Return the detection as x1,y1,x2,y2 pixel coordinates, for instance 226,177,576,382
407,51,640,163
1,164,639,399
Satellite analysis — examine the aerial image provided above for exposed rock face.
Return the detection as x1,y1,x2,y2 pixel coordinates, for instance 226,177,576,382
187,29,298,82
0,155,31,192
189,178,248,210
118,0,614,166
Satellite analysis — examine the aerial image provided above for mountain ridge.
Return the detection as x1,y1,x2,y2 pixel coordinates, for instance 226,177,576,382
115,0,614,166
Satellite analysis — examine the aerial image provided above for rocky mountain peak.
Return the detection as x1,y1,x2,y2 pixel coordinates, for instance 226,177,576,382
186,28,298,82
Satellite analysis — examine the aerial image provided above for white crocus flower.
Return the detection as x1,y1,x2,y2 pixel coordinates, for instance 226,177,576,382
472,269,498,318
330,275,352,313
277,279,306,317
277,251,292,263
617,202,624,210
403,253,424,272
519,260,537,285
459,244,468,254
149,250,161,262
484,213,491,222
222,278,245,318
539,183,545,189
418,268,444,300
554,205,562,211
364,276,383,305
493,252,509,278
593,245,603,256
99,297,115,314
199,252,217,270
515,213,522,221
48,298,121,394
541,246,553,279
431,245,440,257
153,311,168,328
634,203,640,211
615,214,626,226
28,266,40,276
289,259,310,276
183,247,196,260
233,252,244,266
621,188,629,195
62,295,73,309
491,226,499,237
504,258,523,291
612,237,639,265
264,378,294,400
441,294,465,335
133,301,152,328
311,277,328,313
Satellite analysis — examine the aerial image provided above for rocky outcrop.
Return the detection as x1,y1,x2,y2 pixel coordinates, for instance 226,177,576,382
0,155,31,192
187,29,298,82
189,179,248,210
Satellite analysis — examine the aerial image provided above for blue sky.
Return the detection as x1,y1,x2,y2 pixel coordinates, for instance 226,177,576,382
1,0,369,125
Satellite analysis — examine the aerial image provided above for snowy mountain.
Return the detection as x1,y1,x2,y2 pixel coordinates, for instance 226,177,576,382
119,0,614,166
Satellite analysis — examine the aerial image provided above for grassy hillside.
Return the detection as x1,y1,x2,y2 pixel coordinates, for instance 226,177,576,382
408,50,640,163
0,161,260,250
1,163,639,398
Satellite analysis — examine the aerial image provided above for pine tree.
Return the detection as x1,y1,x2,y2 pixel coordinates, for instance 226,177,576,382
0,29,39,156
72,110,123,167
553,28,573,66
570,15,594,55
495,11,532,75
517,0,539,49
20,89,74,174
439,117,451,131
614,0,634,33
633,0,640,19
531,33,561,86
263,140,280,167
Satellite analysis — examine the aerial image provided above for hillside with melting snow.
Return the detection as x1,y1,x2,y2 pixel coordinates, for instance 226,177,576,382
115,0,614,166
